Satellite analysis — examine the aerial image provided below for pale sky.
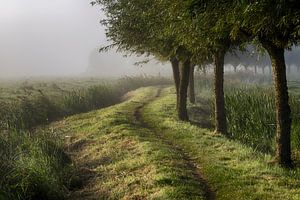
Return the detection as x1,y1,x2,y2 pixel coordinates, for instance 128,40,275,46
0,0,107,77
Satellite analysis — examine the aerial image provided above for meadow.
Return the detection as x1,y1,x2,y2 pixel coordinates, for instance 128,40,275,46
0,76,172,130
0,76,172,200
2,73,300,199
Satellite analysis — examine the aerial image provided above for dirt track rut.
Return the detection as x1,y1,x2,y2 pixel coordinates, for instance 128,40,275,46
134,88,215,200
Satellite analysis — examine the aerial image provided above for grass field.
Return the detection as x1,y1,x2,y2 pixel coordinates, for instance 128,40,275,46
1,74,300,199
0,76,171,130
25,86,300,200
0,76,172,200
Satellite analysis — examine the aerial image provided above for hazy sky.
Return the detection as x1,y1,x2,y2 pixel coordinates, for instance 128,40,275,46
0,0,107,77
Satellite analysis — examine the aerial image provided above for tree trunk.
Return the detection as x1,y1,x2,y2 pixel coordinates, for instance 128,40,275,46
254,65,257,75
188,65,196,104
178,59,190,121
214,50,227,134
170,57,180,109
264,43,292,168
171,57,180,95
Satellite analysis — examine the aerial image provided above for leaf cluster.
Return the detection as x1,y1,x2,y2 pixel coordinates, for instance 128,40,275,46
95,0,300,64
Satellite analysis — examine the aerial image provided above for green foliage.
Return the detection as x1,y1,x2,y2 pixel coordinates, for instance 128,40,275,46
230,0,300,48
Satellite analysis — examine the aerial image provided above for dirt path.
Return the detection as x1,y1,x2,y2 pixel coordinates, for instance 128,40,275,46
134,88,215,200
65,87,215,199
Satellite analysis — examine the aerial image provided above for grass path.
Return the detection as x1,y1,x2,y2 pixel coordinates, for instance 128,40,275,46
134,88,215,200
45,86,300,199
143,87,300,200
48,86,209,199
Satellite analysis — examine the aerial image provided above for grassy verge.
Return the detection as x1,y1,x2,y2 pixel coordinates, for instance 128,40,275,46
43,87,206,199
143,87,300,200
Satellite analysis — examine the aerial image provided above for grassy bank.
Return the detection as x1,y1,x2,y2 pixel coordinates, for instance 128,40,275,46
41,87,207,199
143,87,300,199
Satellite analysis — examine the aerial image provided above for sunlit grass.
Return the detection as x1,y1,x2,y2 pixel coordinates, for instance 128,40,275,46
143,87,300,200
44,87,206,199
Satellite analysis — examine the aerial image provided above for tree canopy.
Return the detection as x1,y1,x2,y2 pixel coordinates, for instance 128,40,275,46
95,0,300,168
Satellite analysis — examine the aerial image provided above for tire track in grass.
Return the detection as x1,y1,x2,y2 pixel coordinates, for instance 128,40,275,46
134,88,215,200
58,86,213,199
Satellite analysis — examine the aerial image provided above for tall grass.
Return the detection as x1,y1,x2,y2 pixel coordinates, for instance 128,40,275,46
0,76,172,131
0,131,72,200
195,74,300,154
225,87,300,153
0,76,172,199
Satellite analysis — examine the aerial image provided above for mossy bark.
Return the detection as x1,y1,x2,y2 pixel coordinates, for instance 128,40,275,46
264,43,292,168
188,65,196,104
214,50,227,134
178,59,190,121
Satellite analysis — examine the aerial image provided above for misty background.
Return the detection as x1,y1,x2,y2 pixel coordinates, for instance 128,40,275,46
0,0,299,78
0,0,170,77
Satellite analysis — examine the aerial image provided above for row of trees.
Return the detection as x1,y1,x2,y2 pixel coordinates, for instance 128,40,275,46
95,0,300,168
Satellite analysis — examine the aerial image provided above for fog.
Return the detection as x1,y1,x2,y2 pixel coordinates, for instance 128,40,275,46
225,46,300,67
1,1,299,78
0,0,171,78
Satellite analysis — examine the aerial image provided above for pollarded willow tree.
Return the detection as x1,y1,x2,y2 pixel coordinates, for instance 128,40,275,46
95,0,299,168
230,0,300,168
179,0,243,135
97,0,245,132
95,0,193,121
